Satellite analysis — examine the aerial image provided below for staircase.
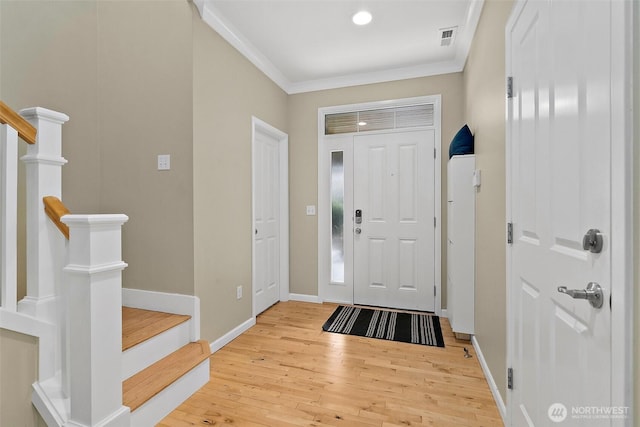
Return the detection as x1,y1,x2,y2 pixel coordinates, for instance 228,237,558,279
122,308,210,426
0,102,210,426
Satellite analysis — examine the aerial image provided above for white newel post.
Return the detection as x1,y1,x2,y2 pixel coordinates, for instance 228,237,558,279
61,214,131,427
18,107,69,322
0,123,18,311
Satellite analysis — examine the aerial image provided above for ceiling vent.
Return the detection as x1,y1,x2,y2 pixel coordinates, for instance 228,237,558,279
439,27,457,47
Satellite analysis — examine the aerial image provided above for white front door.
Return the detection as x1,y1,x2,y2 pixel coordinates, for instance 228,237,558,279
353,130,435,311
253,126,281,315
507,0,615,424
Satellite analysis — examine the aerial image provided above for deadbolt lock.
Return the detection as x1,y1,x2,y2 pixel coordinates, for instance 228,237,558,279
582,229,603,253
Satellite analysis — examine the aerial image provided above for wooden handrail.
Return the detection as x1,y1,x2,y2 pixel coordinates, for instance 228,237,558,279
43,196,70,239
0,101,36,144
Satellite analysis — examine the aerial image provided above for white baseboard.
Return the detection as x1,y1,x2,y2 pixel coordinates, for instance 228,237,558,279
289,293,321,303
210,317,256,353
122,288,199,316
122,288,200,341
440,309,448,318
472,336,507,425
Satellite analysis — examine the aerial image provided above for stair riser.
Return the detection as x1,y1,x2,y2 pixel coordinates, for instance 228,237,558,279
122,320,191,380
129,359,209,426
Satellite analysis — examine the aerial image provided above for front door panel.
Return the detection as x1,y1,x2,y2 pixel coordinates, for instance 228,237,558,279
353,130,435,311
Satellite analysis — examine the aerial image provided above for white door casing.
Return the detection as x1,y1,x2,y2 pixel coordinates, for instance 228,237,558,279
252,118,289,316
317,96,442,314
506,1,633,425
353,130,436,311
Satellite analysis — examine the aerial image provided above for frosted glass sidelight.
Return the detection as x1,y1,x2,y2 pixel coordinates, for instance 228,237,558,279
330,151,345,283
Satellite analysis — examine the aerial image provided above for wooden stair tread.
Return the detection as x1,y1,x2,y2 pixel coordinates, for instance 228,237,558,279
122,307,191,351
123,340,210,412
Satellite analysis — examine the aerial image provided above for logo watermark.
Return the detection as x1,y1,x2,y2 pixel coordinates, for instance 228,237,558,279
548,403,567,423
547,403,629,422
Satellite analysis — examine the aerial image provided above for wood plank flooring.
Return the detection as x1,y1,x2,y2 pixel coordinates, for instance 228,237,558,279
158,301,502,427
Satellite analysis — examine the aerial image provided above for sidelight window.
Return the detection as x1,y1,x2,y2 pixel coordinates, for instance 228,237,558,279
330,151,345,283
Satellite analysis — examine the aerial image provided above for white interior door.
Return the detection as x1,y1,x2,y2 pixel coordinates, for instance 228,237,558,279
508,0,613,424
253,127,280,315
353,130,435,311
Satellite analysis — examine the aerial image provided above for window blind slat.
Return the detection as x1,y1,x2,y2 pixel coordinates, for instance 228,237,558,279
396,104,434,128
325,104,433,135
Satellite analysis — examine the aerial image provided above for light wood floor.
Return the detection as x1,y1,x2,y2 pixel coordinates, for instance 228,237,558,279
159,301,502,427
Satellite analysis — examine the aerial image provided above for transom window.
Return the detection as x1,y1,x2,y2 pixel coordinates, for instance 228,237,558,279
324,104,434,135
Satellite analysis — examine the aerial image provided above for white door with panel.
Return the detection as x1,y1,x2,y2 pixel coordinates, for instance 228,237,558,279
508,0,613,425
253,128,280,315
353,130,435,311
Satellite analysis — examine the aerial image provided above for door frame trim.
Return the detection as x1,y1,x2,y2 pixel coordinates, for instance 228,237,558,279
505,1,634,424
251,117,290,317
317,95,442,315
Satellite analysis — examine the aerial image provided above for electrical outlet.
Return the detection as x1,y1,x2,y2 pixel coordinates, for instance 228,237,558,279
306,205,316,216
157,154,171,171
236,285,243,300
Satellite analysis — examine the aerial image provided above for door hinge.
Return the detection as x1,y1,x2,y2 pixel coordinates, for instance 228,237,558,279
434,147,436,159
434,217,437,228
507,222,513,244
508,367,513,390
434,286,437,297
507,77,513,99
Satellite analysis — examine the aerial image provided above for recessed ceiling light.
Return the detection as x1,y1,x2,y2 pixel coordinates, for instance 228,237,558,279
358,121,367,126
352,11,372,26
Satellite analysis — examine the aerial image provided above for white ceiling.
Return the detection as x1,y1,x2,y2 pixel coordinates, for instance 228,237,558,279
193,0,484,94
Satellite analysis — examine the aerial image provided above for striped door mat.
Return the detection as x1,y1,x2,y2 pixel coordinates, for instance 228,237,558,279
322,305,445,347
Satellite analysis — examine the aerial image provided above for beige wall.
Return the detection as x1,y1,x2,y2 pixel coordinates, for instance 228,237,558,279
192,12,288,342
1,0,100,300
0,0,195,296
462,0,513,403
96,1,195,294
288,75,465,303
0,329,46,427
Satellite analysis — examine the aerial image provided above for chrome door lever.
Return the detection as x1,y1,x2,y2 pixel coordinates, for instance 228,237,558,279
557,282,603,309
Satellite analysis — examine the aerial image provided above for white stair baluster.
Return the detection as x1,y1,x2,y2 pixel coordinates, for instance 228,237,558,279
0,124,18,311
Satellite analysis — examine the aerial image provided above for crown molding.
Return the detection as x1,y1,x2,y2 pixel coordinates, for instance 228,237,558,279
195,0,291,91
455,0,485,69
287,61,464,95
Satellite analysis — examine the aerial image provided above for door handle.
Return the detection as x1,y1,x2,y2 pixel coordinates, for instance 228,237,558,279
557,282,603,309
355,227,362,234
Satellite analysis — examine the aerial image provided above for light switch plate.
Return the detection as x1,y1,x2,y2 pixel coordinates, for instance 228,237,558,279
157,154,171,171
306,205,316,216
